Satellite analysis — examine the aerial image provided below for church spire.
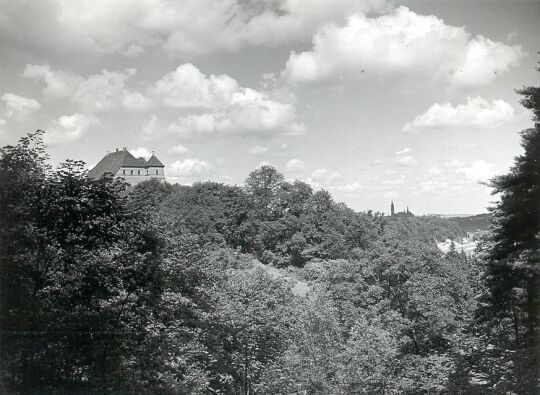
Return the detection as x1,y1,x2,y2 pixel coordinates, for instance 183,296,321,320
391,201,395,216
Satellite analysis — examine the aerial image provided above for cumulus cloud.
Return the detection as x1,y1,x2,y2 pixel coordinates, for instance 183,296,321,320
152,64,239,108
130,147,152,160
166,82,305,138
403,97,514,132
23,64,81,98
141,115,160,139
2,93,41,117
285,158,306,172
44,113,99,145
54,0,389,57
168,144,190,156
456,160,494,182
24,64,151,112
283,6,524,86
157,64,304,138
24,62,304,138
170,158,214,177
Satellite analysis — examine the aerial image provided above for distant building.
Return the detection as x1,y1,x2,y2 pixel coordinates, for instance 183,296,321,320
390,201,414,218
88,147,165,186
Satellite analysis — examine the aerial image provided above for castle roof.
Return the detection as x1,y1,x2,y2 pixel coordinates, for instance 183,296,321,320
88,149,163,179
145,153,164,167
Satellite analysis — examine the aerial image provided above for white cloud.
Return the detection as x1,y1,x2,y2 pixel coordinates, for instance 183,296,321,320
122,91,153,110
167,144,190,156
23,64,81,98
449,36,525,86
249,145,269,155
456,160,494,182
141,115,160,139
283,6,524,86
156,64,304,138
72,68,143,112
152,64,239,108
55,0,389,57
44,113,99,145
2,93,41,117
167,85,304,138
403,97,514,132
24,65,151,112
24,62,303,138
130,147,152,160
285,158,306,172
170,158,213,177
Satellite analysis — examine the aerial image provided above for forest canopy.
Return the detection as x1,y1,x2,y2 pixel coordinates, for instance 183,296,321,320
1,72,538,395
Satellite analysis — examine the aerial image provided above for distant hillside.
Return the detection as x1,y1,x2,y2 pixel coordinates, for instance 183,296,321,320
446,213,492,232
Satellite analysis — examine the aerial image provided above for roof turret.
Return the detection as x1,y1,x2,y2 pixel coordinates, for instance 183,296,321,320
145,154,164,167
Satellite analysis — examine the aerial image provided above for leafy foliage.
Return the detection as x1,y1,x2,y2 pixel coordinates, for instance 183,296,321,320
1,95,537,395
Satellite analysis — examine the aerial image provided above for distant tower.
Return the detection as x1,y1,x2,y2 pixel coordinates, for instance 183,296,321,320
406,206,410,214
391,201,395,216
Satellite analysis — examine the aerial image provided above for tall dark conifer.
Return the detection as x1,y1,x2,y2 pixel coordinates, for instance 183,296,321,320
487,66,539,391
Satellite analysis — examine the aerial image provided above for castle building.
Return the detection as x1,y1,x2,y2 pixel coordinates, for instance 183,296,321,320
390,201,414,218
88,147,165,186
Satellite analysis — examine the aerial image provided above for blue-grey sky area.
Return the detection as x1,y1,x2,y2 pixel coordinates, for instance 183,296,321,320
1,0,539,214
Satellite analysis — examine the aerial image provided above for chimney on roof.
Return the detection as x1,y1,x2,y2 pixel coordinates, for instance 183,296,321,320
123,147,127,151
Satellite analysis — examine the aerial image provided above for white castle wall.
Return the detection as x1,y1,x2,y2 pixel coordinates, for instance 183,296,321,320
115,167,165,186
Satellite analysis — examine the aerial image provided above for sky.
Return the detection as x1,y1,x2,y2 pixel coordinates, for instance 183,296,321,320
0,0,539,215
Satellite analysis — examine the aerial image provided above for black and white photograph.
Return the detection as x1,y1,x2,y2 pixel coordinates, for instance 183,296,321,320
0,0,539,393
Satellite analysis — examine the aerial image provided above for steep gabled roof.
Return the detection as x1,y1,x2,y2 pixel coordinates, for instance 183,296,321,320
88,149,145,179
145,154,165,167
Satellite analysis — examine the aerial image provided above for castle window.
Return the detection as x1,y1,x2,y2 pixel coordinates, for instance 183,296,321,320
130,170,133,175
155,169,159,175
123,170,126,175
138,170,141,175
